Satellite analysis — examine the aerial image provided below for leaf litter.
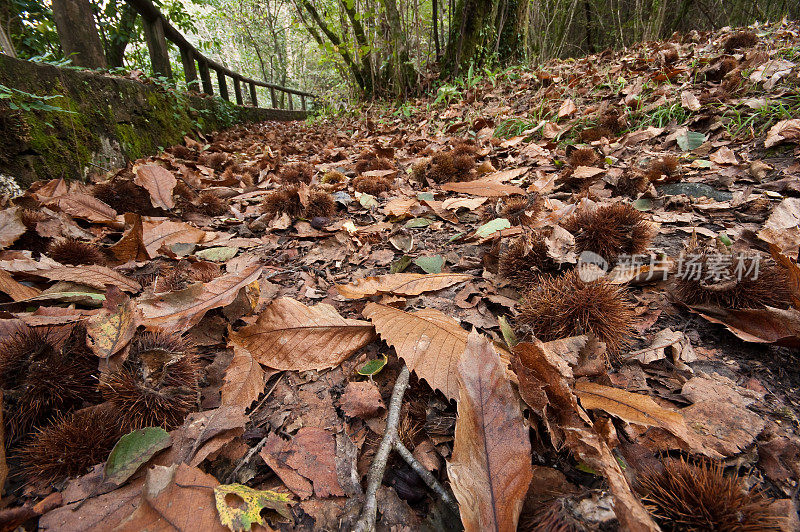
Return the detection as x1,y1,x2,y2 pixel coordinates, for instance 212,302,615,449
1,20,800,532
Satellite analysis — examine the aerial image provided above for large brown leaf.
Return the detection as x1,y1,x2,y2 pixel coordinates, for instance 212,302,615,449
441,179,526,197
86,287,140,358
35,265,141,293
513,342,659,532
363,303,471,401
110,213,150,262
0,207,26,249
691,305,800,348
45,193,118,223
447,332,532,532
229,297,375,370
134,164,177,210
0,268,40,301
139,262,262,331
142,219,208,257
336,273,472,299
758,197,800,256
220,345,266,410
574,381,694,444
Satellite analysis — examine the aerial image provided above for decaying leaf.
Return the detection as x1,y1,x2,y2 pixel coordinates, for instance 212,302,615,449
220,346,266,411
230,297,375,371
46,193,118,223
86,287,140,358
214,484,291,532
142,219,209,257
690,305,800,347
139,261,262,331
35,265,141,293
110,213,150,262
758,198,800,256
134,164,177,210
765,119,800,148
0,207,26,249
336,272,471,299
447,332,532,532
441,179,526,197
0,268,40,301
104,427,171,487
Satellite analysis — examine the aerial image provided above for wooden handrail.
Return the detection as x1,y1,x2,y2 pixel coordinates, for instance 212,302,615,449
125,0,315,110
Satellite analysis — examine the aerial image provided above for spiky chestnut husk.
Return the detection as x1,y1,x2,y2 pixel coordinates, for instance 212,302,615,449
167,145,195,160
646,156,680,183
704,57,739,82
517,270,635,352
352,175,394,195
196,191,229,216
92,179,152,214
723,31,758,53
568,148,599,167
279,162,314,184
172,181,196,202
639,458,780,531
452,140,479,157
261,186,302,218
322,170,347,184
154,260,220,293
616,171,650,197
518,497,586,532
562,203,653,263
578,127,613,143
599,109,623,134
354,155,394,174
19,404,122,485
428,153,456,183
0,324,100,443
48,238,106,266
673,252,791,309
304,190,336,219
101,331,198,430
20,209,47,230
498,234,560,285
198,152,227,171
451,154,476,177
500,195,543,226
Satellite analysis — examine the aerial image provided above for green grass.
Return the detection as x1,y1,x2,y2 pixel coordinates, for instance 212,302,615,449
717,93,800,140
629,102,689,129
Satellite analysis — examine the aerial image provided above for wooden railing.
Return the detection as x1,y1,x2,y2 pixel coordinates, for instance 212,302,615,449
127,0,315,111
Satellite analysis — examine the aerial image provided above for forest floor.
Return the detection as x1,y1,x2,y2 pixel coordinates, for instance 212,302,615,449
1,19,800,532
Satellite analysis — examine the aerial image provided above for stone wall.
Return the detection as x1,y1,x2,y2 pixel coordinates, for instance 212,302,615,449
0,55,306,187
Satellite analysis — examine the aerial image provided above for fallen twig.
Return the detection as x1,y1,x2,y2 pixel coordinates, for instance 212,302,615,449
353,365,410,532
393,439,457,513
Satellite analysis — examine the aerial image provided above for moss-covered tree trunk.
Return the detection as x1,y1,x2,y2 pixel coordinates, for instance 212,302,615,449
443,0,528,77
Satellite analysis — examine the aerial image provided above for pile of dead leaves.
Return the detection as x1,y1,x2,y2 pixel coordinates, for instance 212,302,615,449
0,19,799,532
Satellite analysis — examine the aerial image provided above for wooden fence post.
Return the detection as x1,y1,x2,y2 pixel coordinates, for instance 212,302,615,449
233,77,243,105
198,60,213,94
287,93,294,111
180,46,198,90
142,15,172,77
301,95,306,111
249,83,258,107
217,70,229,101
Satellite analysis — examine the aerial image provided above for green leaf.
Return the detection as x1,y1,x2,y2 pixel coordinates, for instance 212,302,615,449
390,255,412,273
215,484,291,531
105,427,171,486
417,191,435,202
475,218,511,238
357,192,379,209
196,246,238,262
717,233,732,246
632,198,653,211
677,131,707,151
498,316,518,347
358,354,388,376
414,255,444,274
405,217,432,229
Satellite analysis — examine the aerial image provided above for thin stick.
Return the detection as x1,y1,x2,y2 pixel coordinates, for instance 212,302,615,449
225,435,269,484
393,439,457,513
353,365,410,532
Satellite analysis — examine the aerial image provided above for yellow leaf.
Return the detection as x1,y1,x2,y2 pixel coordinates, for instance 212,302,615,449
214,483,291,532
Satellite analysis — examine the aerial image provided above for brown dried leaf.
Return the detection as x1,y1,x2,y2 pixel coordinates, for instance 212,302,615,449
765,119,800,148
86,287,140,358
338,381,384,418
758,198,800,256
770,244,800,308
45,193,118,223
229,297,375,371
574,382,693,443
220,346,266,411
447,332,532,532
441,179,526,197
691,305,800,348
363,303,470,401
142,219,208,257
139,262,262,332
513,341,659,531
110,213,150,262
0,268,40,301
0,207,26,249
35,265,141,293
336,273,472,299
134,164,177,210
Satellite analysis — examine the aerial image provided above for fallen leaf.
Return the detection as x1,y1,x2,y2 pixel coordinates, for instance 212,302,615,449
709,146,738,165
110,213,150,262
214,484,291,531
220,346,266,411
338,381,384,418
690,305,800,347
363,303,509,401
336,272,472,299
86,287,140,358
104,427,171,487
680,91,701,111
765,119,800,148
139,262,263,332
558,98,577,118
0,268,40,301
142,219,208,257
46,193,118,223
35,265,141,293
230,297,374,371
134,164,177,210
441,197,487,211
447,332,532,532
414,255,444,274
758,197,800,256
572,166,605,179
0,207,25,249
441,179,526,197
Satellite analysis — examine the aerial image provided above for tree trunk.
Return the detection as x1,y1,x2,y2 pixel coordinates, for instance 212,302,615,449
0,23,15,57
106,2,138,68
51,0,107,68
